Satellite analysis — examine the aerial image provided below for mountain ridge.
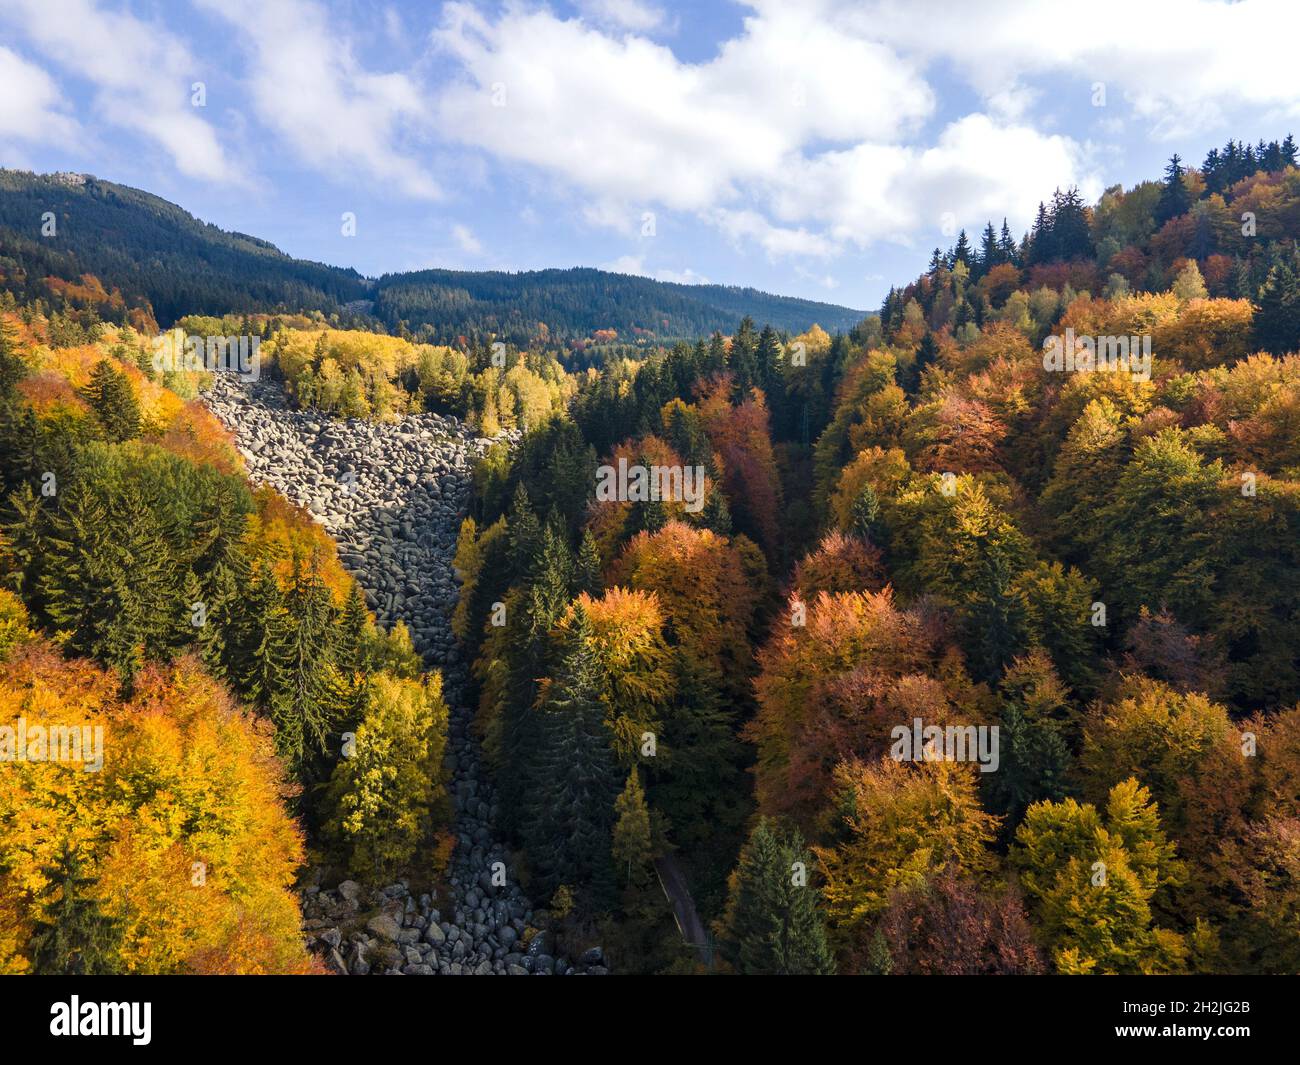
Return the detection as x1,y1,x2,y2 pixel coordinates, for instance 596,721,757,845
0,169,865,342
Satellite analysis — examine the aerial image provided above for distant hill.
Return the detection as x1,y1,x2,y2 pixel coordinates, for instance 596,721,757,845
0,170,865,342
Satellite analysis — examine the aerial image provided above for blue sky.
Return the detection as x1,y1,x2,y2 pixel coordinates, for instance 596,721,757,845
2,0,1298,316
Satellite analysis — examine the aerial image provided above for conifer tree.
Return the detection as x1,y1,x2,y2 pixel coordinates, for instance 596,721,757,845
498,522,576,833
977,221,999,276
1155,154,1192,226
30,848,122,975
998,219,1018,265
1253,249,1300,356
705,331,728,375
698,482,732,536
612,768,654,886
730,316,759,397
0,319,24,401
80,359,141,443
525,606,620,906
719,818,836,975
507,482,542,582
850,482,881,544
271,550,338,783
952,229,973,269
233,558,288,707
40,477,175,684
756,324,785,425
575,529,603,598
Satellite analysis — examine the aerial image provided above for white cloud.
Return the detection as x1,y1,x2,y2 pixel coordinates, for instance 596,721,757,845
451,223,483,255
196,0,439,199
426,1,1101,262
706,208,840,260
0,47,78,146
0,0,234,181
575,0,672,34
599,254,709,284
834,0,1300,141
431,1,932,215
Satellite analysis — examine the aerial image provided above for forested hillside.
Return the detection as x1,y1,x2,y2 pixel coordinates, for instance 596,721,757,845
3,134,1300,976
0,171,862,345
371,267,865,343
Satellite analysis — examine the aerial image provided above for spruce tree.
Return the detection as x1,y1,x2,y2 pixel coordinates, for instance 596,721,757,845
40,476,175,685
525,606,620,906
507,482,542,582
234,558,288,707
998,219,1018,265
719,818,836,975
271,550,338,783
755,324,785,426
0,318,24,400
1155,154,1192,226
705,331,728,376
952,229,973,269
80,359,141,443
730,316,759,397
498,523,575,834
575,529,603,598
30,848,122,975
977,221,999,276
851,482,881,543
1253,250,1300,356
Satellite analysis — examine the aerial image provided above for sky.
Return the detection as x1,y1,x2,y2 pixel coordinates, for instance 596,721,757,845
2,0,1299,315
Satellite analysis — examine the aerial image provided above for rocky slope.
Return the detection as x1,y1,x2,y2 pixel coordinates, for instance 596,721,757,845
203,375,604,976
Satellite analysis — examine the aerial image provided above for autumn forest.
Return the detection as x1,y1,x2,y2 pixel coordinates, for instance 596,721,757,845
3,114,1300,989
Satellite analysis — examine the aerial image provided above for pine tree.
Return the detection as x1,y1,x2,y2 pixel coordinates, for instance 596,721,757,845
80,359,141,443
719,818,836,975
